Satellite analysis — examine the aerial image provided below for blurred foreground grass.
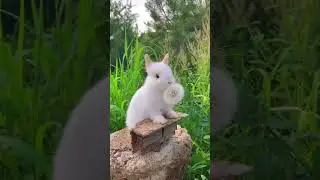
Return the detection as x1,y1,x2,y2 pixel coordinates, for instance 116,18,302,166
0,0,107,179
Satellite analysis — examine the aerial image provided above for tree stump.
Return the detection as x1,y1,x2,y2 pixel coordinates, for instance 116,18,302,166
110,116,192,180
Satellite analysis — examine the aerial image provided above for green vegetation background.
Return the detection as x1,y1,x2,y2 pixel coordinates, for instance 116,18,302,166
213,0,320,179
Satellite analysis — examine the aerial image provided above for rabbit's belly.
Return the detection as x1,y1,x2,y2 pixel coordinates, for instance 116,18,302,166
143,101,165,111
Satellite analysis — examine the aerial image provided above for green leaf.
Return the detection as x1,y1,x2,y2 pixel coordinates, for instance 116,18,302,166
311,145,320,178
200,174,208,180
0,136,50,176
203,135,210,140
265,118,296,130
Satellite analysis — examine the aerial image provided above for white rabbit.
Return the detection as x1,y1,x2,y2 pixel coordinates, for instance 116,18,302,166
53,77,108,180
212,67,238,134
126,53,181,130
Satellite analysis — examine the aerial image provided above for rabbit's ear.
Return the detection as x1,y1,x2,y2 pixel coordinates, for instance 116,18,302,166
162,53,169,64
144,54,152,70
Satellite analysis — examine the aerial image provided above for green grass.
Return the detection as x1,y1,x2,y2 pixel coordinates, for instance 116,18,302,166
0,0,106,179
110,18,210,179
213,0,320,179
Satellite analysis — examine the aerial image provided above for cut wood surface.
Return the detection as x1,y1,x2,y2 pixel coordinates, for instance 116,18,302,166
130,112,187,154
131,112,185,137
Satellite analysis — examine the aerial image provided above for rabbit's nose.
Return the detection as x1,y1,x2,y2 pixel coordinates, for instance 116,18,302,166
168,81,172,84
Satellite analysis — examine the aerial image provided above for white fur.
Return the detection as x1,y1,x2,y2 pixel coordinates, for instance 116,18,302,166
213,67,238,134
163,83,184,105
126,55,180,130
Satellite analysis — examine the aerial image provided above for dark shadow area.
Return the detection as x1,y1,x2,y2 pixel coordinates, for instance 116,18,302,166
212,0,320,179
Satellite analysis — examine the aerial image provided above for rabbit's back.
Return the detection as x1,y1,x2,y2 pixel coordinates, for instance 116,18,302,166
53,77,108,180
212,67,237,134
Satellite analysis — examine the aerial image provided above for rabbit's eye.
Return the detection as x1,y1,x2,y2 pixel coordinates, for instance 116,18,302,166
155,74,160,79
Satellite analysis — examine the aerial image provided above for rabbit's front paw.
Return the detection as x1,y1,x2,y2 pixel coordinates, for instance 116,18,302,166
127,124,136,131
165,110,180,119
151,115,168,124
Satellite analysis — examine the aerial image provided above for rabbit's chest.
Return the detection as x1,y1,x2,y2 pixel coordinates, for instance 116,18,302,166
147,94,165,106
137,87,168,110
